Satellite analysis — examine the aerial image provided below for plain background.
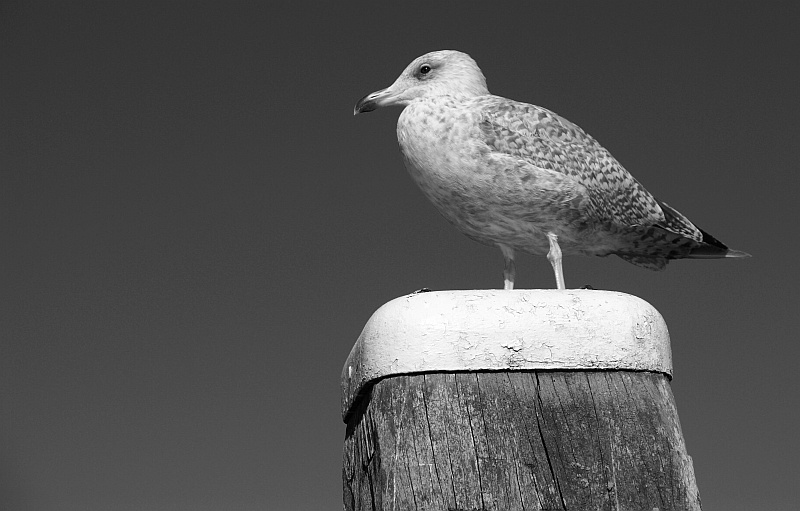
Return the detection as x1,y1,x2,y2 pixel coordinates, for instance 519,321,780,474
2,2,798,510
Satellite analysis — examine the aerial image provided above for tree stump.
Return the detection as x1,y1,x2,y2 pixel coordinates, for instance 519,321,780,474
341,290,701,511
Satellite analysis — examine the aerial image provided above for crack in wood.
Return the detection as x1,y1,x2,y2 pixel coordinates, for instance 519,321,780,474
459,374,487,510
534,372,569,510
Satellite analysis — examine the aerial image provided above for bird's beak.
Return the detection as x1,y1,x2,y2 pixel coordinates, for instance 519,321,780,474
353,87,396,115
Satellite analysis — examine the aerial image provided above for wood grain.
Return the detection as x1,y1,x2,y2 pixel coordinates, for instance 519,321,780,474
343,371,700,511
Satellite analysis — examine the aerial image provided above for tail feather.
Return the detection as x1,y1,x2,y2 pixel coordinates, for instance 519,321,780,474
613,215,750,267
656,200,751,259
616,253,667,271
687,228,751,259
724,249,752,258
611,199,750,267
688,246,752,259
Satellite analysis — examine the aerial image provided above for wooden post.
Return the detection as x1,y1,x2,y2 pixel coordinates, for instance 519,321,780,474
341,290,701,511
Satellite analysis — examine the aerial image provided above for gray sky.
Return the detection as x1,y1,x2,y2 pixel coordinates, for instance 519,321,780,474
2,2,798,510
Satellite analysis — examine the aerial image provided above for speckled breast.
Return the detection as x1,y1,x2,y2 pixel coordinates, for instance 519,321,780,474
397,99,510,243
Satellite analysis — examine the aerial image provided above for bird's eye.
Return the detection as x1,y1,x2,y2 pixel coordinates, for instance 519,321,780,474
419,64,432,75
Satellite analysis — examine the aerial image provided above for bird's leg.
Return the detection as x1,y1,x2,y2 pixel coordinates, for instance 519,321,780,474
546,232,565,290
499,244,515,290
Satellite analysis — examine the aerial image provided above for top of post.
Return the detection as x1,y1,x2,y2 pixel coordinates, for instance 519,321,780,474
341,289,671,420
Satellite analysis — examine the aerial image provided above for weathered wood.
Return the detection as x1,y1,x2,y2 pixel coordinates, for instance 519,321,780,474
342,291,700,510
343,370,700,511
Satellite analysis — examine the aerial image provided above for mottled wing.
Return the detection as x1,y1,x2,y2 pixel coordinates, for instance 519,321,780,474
475,96,698,238
656,200,704,242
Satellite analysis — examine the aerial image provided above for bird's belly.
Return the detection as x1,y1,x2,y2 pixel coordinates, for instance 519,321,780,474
401,152,617,257
396,102,620,257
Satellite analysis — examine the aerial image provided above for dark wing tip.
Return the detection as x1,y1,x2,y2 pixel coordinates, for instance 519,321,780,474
688,229,750,259
697,227,730,251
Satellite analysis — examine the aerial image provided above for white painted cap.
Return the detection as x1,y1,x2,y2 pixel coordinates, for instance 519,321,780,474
341,290,671,419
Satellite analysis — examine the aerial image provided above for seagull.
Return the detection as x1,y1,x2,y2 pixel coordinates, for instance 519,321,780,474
354,50,749,290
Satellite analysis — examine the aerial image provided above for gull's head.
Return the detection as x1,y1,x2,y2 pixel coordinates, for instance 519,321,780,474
354,50,489,115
